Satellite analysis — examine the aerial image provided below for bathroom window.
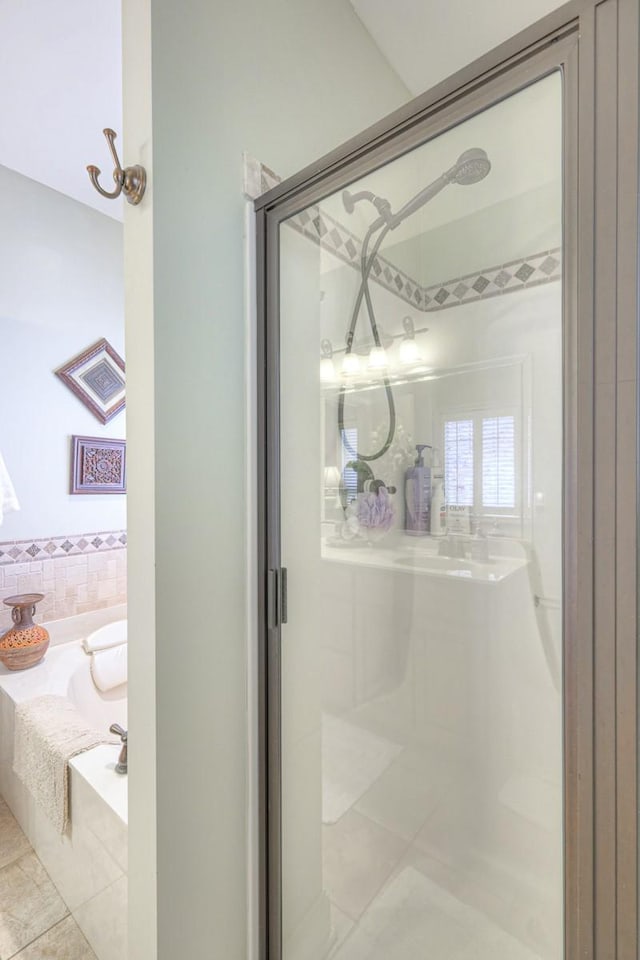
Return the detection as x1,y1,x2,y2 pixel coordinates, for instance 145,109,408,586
444,411,518,515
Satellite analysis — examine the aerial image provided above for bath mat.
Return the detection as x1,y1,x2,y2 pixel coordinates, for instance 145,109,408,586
322,714,402,824
13,695,117,833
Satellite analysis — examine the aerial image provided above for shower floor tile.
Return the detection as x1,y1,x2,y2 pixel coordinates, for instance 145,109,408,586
330,865,542,960
323,809,408,920
354,757,439,841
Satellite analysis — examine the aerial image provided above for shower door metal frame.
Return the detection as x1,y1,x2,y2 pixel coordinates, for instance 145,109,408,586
255,1,639,958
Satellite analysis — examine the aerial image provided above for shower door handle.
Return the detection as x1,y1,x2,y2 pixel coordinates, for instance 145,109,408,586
267,567,288,628
280,568,288,625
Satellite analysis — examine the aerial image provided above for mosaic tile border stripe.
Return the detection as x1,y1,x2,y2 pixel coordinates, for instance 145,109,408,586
421,248,562,311
0,530,127,566
250,157,562,311
287,206,427,310
287,205,561,311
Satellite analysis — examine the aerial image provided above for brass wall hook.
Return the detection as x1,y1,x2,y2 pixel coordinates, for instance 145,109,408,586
87,128,146,206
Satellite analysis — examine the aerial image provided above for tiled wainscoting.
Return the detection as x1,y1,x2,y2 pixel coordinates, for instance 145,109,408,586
0,533,127,626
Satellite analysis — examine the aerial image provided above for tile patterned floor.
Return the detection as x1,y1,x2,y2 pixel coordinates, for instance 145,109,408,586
320,723,559,960
0,797,96,959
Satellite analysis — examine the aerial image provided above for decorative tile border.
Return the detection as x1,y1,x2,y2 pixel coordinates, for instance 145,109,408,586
287,206,426,310
420,248,562,312
249,157,562,313
0,530,127,566
287,204,561,311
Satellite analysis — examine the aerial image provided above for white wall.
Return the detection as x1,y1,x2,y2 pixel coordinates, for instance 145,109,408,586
0,164,125,542
0,0,123,219
124,2,409,958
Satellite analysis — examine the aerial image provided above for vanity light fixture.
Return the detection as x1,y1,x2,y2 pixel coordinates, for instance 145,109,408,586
398,316,424,364
368,345,389,369
342,333,362,376
320,339,337,382
342,352,362,375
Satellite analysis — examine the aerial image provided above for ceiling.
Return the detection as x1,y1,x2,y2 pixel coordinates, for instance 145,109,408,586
349,0,563,97
0,0,561,222
0,0,122,220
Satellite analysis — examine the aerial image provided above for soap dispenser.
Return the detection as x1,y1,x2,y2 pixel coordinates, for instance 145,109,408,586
405,444,432,536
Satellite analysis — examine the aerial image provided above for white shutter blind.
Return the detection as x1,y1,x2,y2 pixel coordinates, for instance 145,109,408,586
482,415,515,508
444,419,474,506
341,428,359,505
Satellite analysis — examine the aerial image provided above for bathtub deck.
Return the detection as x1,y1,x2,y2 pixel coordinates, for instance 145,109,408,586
0,606,128,960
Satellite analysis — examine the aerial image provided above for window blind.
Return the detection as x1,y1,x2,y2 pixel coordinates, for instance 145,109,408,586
341,428,359,505
444,419,474,506
482,415,516,508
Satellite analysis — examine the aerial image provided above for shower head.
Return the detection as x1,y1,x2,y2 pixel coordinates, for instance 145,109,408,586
342,189,393,222
342,189,363,214
449,148,491,185
343,148,491,231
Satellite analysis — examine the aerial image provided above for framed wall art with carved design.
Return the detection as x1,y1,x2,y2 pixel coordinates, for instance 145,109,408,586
70,436,126,495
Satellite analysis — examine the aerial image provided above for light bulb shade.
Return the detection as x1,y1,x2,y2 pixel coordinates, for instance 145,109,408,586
368,346,389,369
320,357,336,382
323,466,341,487
399,337,422,364
342,352,361,376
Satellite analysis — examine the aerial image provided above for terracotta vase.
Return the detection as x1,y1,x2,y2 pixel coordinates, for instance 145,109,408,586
0,594,50,671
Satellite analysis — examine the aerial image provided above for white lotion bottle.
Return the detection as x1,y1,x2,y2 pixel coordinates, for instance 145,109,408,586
430,448,446,537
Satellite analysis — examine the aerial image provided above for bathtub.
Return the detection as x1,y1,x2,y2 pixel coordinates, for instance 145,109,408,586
0,605,128,960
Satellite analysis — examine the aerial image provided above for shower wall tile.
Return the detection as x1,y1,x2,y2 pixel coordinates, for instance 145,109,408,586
0,538,127,627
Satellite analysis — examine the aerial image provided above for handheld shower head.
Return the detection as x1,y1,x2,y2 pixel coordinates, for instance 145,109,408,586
343,148,491,232
449,148,491,185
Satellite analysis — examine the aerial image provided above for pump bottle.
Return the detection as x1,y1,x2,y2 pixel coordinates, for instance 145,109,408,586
405,444,432,536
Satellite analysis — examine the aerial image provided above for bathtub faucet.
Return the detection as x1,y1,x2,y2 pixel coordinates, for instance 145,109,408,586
110,723,128,775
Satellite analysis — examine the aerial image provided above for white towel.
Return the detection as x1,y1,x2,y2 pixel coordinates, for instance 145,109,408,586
82,619,127,653
90,644,127,692
13,695,116,833
0,450,19,525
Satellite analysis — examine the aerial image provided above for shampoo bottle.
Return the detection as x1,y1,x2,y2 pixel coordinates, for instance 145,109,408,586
405,444,432,536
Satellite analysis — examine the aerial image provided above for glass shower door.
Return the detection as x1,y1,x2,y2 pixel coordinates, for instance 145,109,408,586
277,72,564,960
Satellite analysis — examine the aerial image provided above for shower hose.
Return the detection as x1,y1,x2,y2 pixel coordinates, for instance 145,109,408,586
337,218,396,464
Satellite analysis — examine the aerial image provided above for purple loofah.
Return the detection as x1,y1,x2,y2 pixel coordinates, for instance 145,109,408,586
346,487,395,533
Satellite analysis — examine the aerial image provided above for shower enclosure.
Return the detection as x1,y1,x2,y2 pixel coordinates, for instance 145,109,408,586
255,3,639,959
